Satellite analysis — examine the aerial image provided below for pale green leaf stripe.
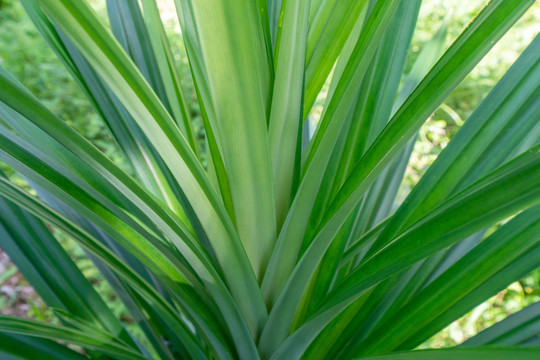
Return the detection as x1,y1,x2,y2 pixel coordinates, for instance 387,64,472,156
105,0,205,232
172,0,236,222
268,0,283,46
172,0,236,224
173,0,222,151
306,0,337,57
308,0,325,25
186,0,277,280
173,0,236,222
33,0,266,338
260,2,534,347
103,0,202,229
256,0,273,59
107,0,168,106
0,316,147,360
269,0,310,229
200,103,237,223
356,347,540,360
173,0,240,230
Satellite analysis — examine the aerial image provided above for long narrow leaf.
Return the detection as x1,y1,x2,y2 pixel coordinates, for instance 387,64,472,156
259,4,534,350
0,316,147,360
18,0,267,344
356,347,540,360
463,301,540,346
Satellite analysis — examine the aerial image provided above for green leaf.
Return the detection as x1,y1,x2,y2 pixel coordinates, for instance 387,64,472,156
355,347,540,360
346,204,540,355
0,316,147,360
1,0,538,358
0,178,215,359
267,142,540,359
344,7,448,241
404,241,540,351
138,0,198,153
31,182,200,358
20,0,201,234
0,194,138,351
331,144,540,312
262,0,401,311
463,301,540,346
183,0,277,282
304,0,369,114
296,0,422,320
267,0,282,47
258,4,534,353
268,0,310,228
369,32,540,258
314,0,535,267
259,2,404,356
173,0,236,224
341,29,540,352
0,333,87,360
19,0,268,344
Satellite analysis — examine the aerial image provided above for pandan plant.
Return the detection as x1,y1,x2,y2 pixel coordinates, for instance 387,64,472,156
1,0,540,359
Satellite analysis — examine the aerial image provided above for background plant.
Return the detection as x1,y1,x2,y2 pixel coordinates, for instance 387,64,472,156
0,0,540,359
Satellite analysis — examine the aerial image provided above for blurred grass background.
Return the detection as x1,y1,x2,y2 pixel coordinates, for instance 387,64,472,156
0,0,539,349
